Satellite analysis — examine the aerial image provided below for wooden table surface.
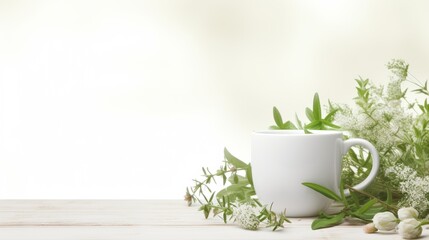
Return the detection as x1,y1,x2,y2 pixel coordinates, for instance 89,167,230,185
0,200,424,239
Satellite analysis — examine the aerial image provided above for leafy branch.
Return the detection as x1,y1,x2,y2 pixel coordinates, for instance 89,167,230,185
302,182,397,230
186,148,289,230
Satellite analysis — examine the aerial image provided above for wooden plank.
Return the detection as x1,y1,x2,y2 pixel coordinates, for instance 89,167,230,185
0,200,418,239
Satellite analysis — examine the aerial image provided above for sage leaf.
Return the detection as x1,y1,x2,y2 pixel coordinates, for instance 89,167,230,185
305,107,314,121
273,107,284,128
302,182,342,201
224,148,248,169
313,93,321,120
283,121,297,130
311,212,345,230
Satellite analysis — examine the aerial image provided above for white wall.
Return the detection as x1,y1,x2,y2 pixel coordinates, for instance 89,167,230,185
0,0,428,198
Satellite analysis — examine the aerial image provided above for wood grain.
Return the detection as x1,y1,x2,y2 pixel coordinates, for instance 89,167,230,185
0,200,421,239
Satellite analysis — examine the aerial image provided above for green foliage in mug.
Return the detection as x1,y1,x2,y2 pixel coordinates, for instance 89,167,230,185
271,93,339,131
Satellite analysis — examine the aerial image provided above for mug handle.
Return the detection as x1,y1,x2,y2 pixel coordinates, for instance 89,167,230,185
342,138,380,196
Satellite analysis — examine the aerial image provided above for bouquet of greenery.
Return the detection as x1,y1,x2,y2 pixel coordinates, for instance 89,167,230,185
186,59,429,234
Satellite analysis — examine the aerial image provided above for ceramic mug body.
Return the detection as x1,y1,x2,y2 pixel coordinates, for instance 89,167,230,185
251,130,379,217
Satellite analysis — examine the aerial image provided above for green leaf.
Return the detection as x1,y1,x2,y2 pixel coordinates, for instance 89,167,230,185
322,120,340,129
311,212,345,230
386,188,393,205
355,198,378,214
224,148,248,169
348,148,359,163
313,93,321,120
283,121,297,130
324,109,338,122
216,184,245,199
339,180,347,204
203,205,210,219
233,174,239,184
306,108,314,121
246,164,254,186
351,206,383,221
302,182,342,201
208,192,216,203
273,107,284,128
295,114,303,129
305,121,321,130
349,190,360,208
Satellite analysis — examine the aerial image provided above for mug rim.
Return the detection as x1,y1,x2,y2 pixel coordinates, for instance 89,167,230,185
253,129,343,136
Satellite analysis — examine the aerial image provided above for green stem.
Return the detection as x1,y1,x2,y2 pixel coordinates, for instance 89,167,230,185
348,187,399,212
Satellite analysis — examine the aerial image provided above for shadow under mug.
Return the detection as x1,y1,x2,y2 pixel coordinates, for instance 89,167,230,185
251,130,379,217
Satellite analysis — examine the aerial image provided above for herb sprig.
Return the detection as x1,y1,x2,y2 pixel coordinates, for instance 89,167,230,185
302,182,397,230
186,148,289,230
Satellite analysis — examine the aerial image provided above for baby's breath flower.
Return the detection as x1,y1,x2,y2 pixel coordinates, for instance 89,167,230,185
373,212,398,231
335,85,412,151
397,218,422,239
387,80,403,100
387,59,409,80
386,165,429,213
398,207,419,221
232,202,260,230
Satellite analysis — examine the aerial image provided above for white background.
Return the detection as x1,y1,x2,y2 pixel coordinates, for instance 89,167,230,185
0,0,428,198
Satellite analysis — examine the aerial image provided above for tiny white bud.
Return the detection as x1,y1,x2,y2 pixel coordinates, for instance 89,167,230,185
397,218,422,239
398,207,419,221
363,223,378,234
373,212,398,231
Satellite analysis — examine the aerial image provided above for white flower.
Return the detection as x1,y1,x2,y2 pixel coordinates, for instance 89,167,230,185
232,202,260,230
397,218,422,239
387,59,409,80
387,80,403,100
385,165,429,213
373,212,398,231
363,223,378,234
398,207,419,221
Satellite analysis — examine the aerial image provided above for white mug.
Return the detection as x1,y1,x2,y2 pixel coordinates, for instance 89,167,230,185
251,130,379,217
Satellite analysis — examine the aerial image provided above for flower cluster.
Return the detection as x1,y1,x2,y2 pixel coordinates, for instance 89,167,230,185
334,73,413,152
333,59,429,216
232,202,261,230
365,207,423,239
385,164,429,213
